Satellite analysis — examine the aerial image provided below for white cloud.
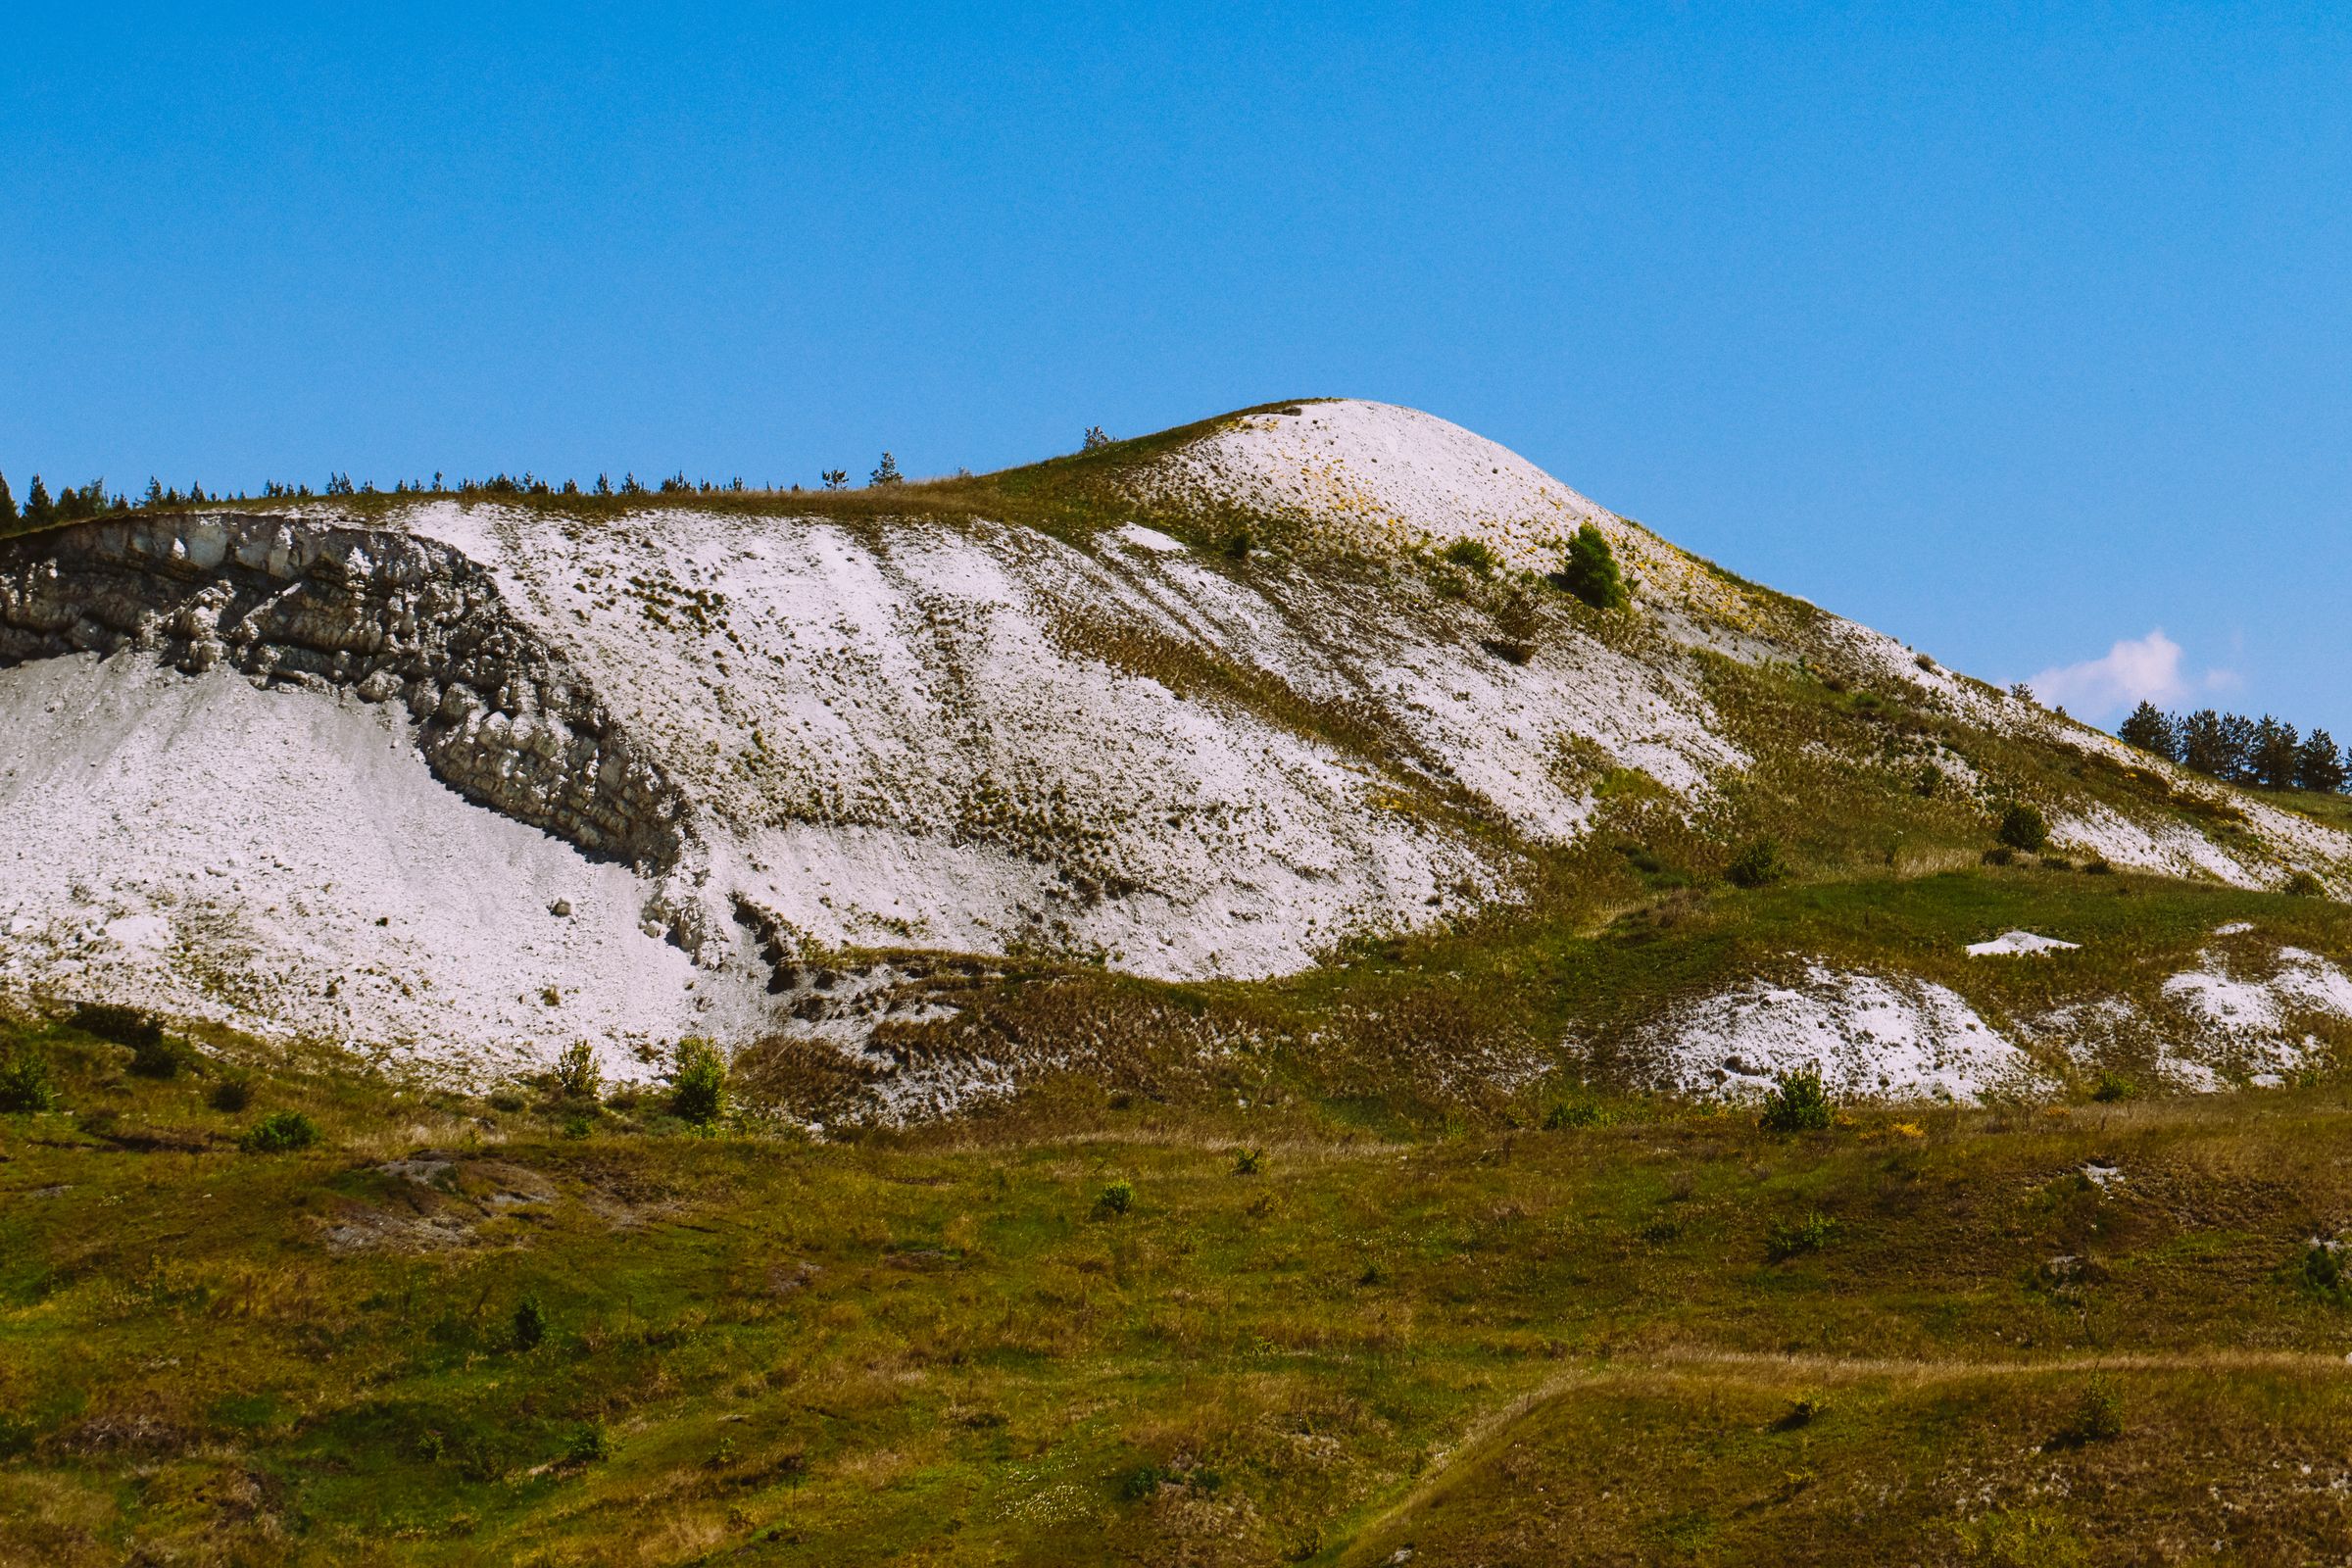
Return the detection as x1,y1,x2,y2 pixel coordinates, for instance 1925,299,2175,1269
2026,629,2232,719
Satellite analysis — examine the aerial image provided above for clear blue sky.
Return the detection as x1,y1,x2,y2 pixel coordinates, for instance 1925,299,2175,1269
6,5,2348,734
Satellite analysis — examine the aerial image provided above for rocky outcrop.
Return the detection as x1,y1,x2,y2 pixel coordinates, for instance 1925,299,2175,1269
0,514,690,877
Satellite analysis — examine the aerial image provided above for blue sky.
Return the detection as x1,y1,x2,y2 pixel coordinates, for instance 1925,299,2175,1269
6,4,2348,735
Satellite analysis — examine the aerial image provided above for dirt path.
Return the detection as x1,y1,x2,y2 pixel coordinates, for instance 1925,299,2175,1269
1330,1342,2352,1562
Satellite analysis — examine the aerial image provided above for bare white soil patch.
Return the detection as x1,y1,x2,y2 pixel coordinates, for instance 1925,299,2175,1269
0,653,754,1081
1967,931,2080,957
1639,962,2051,1105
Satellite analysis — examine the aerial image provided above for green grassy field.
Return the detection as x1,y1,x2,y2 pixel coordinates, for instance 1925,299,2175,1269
10,971,2352,1566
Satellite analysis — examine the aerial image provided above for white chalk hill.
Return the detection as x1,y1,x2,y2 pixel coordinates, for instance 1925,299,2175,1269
1,399,2345,1092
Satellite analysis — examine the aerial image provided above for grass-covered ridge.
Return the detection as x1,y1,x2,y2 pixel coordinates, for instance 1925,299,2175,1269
13,1004,2352,1563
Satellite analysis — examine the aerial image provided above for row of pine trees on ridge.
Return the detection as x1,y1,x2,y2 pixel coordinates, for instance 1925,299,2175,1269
2118,701,2346,794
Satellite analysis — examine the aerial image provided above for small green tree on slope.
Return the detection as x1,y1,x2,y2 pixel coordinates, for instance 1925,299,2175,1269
1557,522,1630,610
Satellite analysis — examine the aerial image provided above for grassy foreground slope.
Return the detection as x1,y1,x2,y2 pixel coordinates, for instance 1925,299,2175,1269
11,951,2352,1567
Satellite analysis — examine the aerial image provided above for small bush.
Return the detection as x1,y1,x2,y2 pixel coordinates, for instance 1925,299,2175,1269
1759,1069,1834,1133
2285,870,2327,897
1441,538,1499,575
2089,1071,2137,1103
2300,1241,2350,1302
1982,846,2016,866
565,1421,609,1463
1997,803,2049,854
71,1003,162,1052
512,1296,548,1352
2039,855,2075,872
1095,1179,1135,1218
487,1087,526,1113
1222,527,1252,560
0,1049,57,1113
1543,1097,1613,1131
1765,1209,1839,1261
670,1037,728,1126
2048,1378,2125,1447
1726,837,1788,889
209,1077,251,1112
1772,1393,1827,1431
1555,521,1630,611
1232,1148,1264,1176
127,1034,184,1079
2084,858,2114,875
240,1110,318,1153
1117,1463,1166,1501
553,1041,602,1101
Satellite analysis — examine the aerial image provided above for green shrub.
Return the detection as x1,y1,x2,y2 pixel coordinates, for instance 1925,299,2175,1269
1117,1462,1167,1501
565,1421,609,1463
1096,1179,1136,1218
2301,1242,2348,1301
2285,870,2327,897
1441,537,1499,575
1726,837,1788,889
1982,846,2016,866
669,1037,728,1126
1543,1097,1613,1131
1222,528,1252,560
512,1296,548,1352
239,1110,318,1153
0,1049,57,1113
2083,858,2114,875
553,1041,602,1101
1997,803,2049,854
127,1034,184,1079
2089,1071,2137,1103
1772,1393,1827,1431
1764,1209,1839,1261
1232,1148,1264,1176
1556,521,1630,610
209,1078,251,1112
71,1003,162,1052
2048,1378,2125,1446
487,1087,526,1113
1759,1069,1834,1133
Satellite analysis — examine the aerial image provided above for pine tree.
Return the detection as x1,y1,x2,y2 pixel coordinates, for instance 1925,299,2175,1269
2218,712,2260,782
2118,701,2177,760
2252,715,2301,790
869,452,904,487
2179,709,2230,777
23,475,53,526
1082,425,1111,452
821,468,848,491
0,471,16,526
2297,729,2347,794
1556,522,1630,610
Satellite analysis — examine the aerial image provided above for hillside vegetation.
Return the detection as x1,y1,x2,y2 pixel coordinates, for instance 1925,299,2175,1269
11,982,2352,1564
